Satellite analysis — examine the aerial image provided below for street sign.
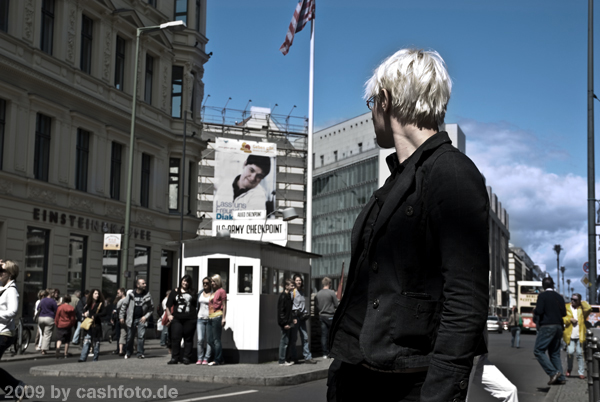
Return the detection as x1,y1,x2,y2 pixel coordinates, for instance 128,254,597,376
103,234,121,250
584,262,590,274
581,273,591,288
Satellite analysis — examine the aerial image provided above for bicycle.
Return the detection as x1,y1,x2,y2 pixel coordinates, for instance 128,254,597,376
10,317,31,356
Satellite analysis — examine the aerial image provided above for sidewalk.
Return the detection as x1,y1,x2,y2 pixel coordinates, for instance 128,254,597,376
545,375,589,402
13,339,330,387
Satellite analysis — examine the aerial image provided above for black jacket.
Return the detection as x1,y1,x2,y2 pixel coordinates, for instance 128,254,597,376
82,301,106,342
329,132,489,402
277,291,293,328
533,289,566,327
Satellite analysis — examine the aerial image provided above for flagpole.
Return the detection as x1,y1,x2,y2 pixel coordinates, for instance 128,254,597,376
306,19,314,253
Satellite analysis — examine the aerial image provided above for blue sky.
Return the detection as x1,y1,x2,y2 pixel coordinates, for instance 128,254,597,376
204,0,600,297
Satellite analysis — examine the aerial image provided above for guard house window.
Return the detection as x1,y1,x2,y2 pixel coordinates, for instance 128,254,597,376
114,36,125,90
0,0,8,32
68,235,87,294
168,157,180,211
34,113,51,181
175,0,187,24
195,0,201,32
110,142,122,200
171,66,183,118
333,150,337,162
144,54,154,104
358,142,363,153
0,99,5,170
24,227,49,323
40,0,54,54
140,153,151,208
80,15,93,74
238,266,253,294
207,258,229,293
75,129,90,191
320,155,324,167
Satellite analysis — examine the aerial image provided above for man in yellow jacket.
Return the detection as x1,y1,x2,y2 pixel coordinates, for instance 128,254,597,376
563,293,591,379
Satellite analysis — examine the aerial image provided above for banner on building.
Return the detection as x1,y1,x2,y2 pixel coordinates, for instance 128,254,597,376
213,137,278,222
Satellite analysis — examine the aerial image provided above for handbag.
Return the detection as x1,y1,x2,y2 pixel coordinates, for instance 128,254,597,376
80,303,101,331
161,306,174,327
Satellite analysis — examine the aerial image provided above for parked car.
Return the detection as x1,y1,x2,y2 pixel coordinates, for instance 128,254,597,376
487,316,503,334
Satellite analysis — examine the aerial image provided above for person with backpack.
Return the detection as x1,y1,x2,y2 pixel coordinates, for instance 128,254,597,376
508,305,522,349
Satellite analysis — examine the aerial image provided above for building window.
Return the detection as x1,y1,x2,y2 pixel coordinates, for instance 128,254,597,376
68,235,87,294
0,0,8,32
102,249,120,300
24,227,50,323
320,155,324,167
0,99,5,170
171,66,183,118
144,54,153,104
358,142,363,153
40,0,55,54
34,113,51,181
188,161,194,214
110,142,122,200
169,158,180,212
333,150,337,162
115,36,125,90
80,15,93,74
175,0,187,24
195,0,201,32
141,153,151,208
75,129,90,191
134,246,150,285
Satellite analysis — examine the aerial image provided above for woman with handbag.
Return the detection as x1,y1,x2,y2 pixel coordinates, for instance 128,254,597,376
196,277,212,365
78,289,106,362
166,275,198,365
207,274,227,366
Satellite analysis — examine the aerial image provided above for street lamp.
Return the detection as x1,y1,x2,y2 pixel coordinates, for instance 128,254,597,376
553,244,562,294
560,266,566,298
566,279,571,298
259,207,298,242
121,20,187,289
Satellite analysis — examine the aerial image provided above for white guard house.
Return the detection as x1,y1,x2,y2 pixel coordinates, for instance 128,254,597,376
179,237,319,364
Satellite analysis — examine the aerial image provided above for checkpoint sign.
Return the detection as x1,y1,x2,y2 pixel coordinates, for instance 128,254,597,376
584,261,590,274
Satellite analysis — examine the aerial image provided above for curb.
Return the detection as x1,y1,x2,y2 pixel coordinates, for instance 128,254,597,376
1,344,165,363
544,384,561,402
29,366,330,386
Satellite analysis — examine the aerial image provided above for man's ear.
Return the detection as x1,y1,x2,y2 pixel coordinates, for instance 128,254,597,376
379,89,391,114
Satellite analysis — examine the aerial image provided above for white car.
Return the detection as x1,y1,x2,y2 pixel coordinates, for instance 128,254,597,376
486,316,503,334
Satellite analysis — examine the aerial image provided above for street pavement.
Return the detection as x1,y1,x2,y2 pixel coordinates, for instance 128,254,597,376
0,333,592,401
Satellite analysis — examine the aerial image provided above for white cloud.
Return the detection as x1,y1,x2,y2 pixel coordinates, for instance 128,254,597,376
460,119,593,297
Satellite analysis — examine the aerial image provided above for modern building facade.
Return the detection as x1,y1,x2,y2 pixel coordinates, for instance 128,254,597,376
0,0,209,321
487,186,510,316
508,246,535,306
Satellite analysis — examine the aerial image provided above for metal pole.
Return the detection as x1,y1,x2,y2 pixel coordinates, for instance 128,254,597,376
305,19,315,253
589,0,597,303
587,329,595,402
179,110,187,279
121,29,141,290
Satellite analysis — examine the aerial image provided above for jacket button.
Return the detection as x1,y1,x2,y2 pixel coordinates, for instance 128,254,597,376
406,206,414,216
459,380,467,390
373,299,379,309
371,262,378,272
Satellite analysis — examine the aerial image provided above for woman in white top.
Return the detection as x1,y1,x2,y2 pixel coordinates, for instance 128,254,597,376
196,277,212,365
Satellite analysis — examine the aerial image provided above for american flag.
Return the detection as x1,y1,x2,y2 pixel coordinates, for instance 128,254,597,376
279,0,315,56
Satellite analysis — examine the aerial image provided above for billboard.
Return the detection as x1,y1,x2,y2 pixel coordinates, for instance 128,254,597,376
213,137,277,221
